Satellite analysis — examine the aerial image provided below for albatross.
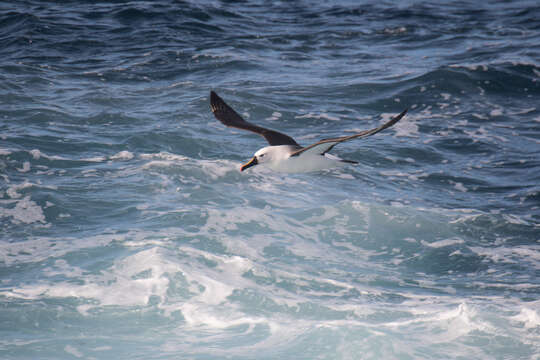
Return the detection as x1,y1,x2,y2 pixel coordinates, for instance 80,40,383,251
210,91,407,173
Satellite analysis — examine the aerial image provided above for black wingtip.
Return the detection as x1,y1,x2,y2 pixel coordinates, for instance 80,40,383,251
396,108,408,120
388,108,408,127
209,91,220,113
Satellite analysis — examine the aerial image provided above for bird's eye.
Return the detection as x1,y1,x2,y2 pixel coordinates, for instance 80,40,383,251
259,154,265,158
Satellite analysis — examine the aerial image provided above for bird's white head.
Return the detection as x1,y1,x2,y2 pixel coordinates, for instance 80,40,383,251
240,146,274,172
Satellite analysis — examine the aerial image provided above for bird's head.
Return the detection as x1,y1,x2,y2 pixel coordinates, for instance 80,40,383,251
240,147,273,172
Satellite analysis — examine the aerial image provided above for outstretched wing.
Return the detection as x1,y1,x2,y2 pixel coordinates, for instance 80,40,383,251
290,108,408,157
210,91,299,147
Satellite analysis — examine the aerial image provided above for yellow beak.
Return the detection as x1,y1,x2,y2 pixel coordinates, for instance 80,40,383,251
240,157,258,172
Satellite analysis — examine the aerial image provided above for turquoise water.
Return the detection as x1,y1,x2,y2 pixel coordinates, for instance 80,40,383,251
1,1,539,359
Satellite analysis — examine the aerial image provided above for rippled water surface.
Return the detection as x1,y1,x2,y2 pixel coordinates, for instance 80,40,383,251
1,1,539,359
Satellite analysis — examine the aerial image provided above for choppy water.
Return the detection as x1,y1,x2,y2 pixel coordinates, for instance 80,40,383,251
1,1,539,359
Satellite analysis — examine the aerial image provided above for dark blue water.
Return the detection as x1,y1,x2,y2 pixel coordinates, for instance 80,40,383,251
1,1,539,359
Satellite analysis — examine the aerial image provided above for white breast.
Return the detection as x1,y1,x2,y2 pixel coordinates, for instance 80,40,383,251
268,152,346,173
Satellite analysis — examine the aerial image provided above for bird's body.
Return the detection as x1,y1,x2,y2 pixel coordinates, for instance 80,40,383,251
250,145,352,173
209,91,407,173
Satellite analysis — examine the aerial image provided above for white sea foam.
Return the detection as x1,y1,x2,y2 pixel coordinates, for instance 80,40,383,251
334,172,355,180
389,112,419,137
502,213,532,225
453,182,468,192
81,169,98,177
421,238,464,248
2,247,179,309
0,232,123,266
510,307,540,329
295,112,340,121
449,63,489,71
109,150,134,161
469,245,540,270
139,151,191,172
26,149,66,161
198,159,239,180
379,169,423,182
472,113,488,120
43,259,84,278
5,181,58,199
464,126,508,143
383,26,407,35
266,111,282,121
64,345,83,358
140,151,189,162
6,181,35,199
0,196,46,225
29,149,41,159
490,108,503,116
2,241,261,330
16,161,31,173
168,81,194,88
2,216,537,358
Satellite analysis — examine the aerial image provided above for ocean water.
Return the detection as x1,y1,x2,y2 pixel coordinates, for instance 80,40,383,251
1,0,539,358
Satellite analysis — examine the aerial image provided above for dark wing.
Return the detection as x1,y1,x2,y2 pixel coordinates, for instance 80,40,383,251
210,91,299,147
290,108,408,157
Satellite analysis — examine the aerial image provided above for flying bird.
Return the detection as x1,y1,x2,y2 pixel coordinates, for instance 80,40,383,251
210,91,407,173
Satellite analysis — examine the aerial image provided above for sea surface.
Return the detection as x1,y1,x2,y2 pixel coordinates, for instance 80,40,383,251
1,1,539,359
